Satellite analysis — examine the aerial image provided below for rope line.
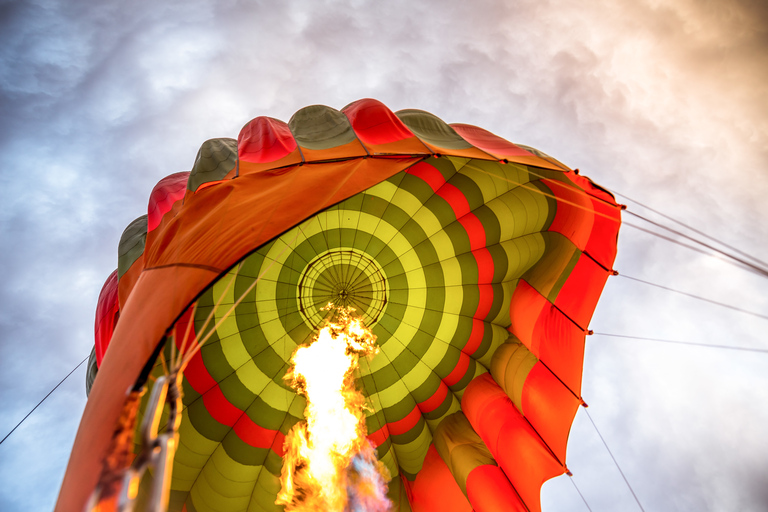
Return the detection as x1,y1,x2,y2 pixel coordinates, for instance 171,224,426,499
0,354,89,445
584,409,647,512
624,210,768,278
619,274,768,321
623,222,768,279
613,191,768,270
568,473,594,512
591,332,768,353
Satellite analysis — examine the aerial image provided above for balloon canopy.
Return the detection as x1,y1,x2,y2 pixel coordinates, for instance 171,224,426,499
64,99,620,512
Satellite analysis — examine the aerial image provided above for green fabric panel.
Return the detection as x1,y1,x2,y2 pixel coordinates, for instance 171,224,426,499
515,143,570,171
474,323,511,370
523,232,578,299
117,215,147,278
389,415,427,446
288,104,357,151
423,390,456,421
246,469,283,512
427,154,460,181
396,110,474,150
548,246,582,303
433,412,495,495
186,395,231,442
450,358,478,392
85,345,98,397
387,474,413,512
446,172,486,212
490,339,537,410
188,138,237,191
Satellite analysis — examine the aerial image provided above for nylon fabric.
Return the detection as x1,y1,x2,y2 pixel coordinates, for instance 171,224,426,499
61,99,621,512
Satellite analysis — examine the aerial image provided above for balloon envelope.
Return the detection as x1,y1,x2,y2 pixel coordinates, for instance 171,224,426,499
61,99,620,512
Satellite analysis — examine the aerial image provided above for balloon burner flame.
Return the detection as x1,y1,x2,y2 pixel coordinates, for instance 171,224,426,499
277,306,391,512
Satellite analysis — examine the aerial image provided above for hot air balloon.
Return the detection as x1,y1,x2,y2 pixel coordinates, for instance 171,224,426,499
62,98,621,512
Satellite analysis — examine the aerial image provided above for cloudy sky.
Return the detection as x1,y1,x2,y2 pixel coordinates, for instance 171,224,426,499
1,0,766,510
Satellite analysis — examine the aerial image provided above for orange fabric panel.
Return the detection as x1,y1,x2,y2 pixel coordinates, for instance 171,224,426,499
56,157,422,512
116,256,144,311
410,445,473,512
554,254,611,329
57,265,219,512
295,137,369,163
466,464,527,512
418,141,496,161
147,172,189,232
508,280,586,394
143,157,420,270
521,362,580,462
462,373,565,512
94,270,119,366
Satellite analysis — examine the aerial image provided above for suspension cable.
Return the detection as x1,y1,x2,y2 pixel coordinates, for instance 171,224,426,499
624,210,768,278
568,473,594,512
619,274,768,321
0,354,89,445
623,221,768,279
584,409,647,512
591,332,768,353
613,191,768,270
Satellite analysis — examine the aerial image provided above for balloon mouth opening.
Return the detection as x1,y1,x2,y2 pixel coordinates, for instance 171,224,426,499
297,249,388,329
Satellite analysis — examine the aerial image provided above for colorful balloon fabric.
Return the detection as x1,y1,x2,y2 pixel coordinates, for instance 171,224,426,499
66,99,621,512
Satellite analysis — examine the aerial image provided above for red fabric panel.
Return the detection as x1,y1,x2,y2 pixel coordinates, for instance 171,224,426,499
554,254,611,329
450,123,533,158
473,248,494,284
584,197,621,269
410,445,473,512
418,381,450,414
466,464,526,512
458,213,486,251
406,160,445,192
567,172,618,204
544,177,621,269
233,414,286,455
388,405,422,436
186,349,286,454
437,183,471,218
475,283,494,320
342,98,415,145
462,374,565,512
521,362,580,462
544,178,594,252
94,270,119,366
451,123,568,171
508,280,586,394
147,172,189,232
463,318,486,355
366,425,389,449
238,116,297,163
444,350,471,387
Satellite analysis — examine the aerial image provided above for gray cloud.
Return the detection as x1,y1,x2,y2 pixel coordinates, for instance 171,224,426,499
1,0,766,510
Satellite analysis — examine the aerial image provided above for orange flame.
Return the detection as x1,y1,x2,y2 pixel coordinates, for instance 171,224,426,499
277,306,391,512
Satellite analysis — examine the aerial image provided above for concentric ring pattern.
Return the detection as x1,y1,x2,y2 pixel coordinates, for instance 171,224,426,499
151,157,615,512
72,99,622,512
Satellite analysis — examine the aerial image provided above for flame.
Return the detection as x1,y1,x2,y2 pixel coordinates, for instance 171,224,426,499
277,306,391,512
